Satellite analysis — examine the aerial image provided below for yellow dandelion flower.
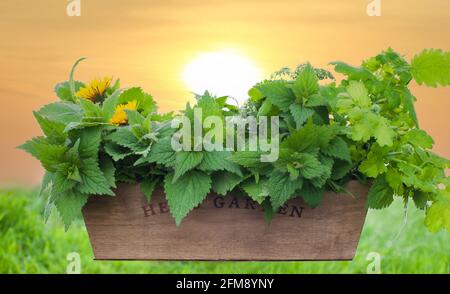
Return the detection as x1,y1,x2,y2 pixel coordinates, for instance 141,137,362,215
76,77,112,102
110,100,139,126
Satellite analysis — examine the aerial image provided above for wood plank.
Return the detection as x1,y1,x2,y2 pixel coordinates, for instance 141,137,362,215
82,180,369,260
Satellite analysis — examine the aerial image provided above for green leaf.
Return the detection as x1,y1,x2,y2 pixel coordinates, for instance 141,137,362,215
141,178,157,203
146,137,176,166
268,171,303,209
37,102,83,125
102,89,122,120
359,145,388,177
296,153,326,179
54,190,88,230
119,87,157,116
19,137,66,172
403,129,434,149
323,137,351,162
104,142,132,161
289,64,319,100
425,189,450,233
197,151,243,176
256,80,295,109
412,49,450,87
54,81,84,102
289,104,314,128
100,156,116,189
367,177,394,209
228,151,264,168
164,171,211,226
32,111,66,144
79,127,102,159
173,151,204,183
330,61,374,80
242,179,269,204
299,182,325,208
107,127,142,151
77,158,114,196
211,171,244,196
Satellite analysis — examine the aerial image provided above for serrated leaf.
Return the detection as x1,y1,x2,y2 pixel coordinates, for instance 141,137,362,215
164,171,211,226
141,178,157,203
100,155,116,188
32,111,66,144
173,151,204,183
54,190,88,230
211,171,244,196
323,136,351,162
54,81,84,102
146,137,176,166
269,171,303,209
102,89,122,120
77,158,114,195
359,145,388,177
119,87,157,116
367,177,394,209
289,64,319,100
299,182,325,208
412,49,450,87
256,80,295,109
79,127,102,159
19,137,67,172
289,104,314,128
425,189,450,233
403,129,434,149
228,151,264,168
197,151,243,176
104,142,132,161
242,179,269,204
37,102,83,125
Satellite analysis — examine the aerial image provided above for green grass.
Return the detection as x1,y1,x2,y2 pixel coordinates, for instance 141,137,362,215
0,188,449,274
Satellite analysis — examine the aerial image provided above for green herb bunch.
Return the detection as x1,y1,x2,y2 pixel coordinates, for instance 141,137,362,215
21,49,450,232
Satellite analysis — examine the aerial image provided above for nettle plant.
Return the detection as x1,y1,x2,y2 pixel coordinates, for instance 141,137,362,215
21,49,450,232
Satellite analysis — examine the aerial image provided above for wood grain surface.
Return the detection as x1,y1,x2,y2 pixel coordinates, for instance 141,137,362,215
82,180,369,260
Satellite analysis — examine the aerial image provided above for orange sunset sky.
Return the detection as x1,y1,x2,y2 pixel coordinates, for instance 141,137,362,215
0,0,449,186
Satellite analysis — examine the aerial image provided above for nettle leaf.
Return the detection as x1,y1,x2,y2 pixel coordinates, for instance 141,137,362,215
256,80,295,109
119,87,157,116
197,151,243,176
107,127,141,151
104,142,133,161
330,61,374,80
100,155,116,189
425,189,450,233
19,137,66,172
269,171,303,209
289,104,314,128
228,151,264,168
32,112,66,144
79,127,102,159
164,171,211,226
212,171,244,196
296,153,326,179
173,151,204,183
145,137,176,166
242,179,269,204
323,136,351,162
141,178,158,203
37,102,83,125
412,49,450,87
289,64,319,100
367,177,394,209
299,182,325,208
77,158,114,196
54,190,88,231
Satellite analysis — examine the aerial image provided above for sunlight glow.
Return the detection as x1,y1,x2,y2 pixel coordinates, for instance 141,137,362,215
181,49,262,105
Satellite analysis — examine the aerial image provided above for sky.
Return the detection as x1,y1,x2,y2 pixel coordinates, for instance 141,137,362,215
0,0,449,185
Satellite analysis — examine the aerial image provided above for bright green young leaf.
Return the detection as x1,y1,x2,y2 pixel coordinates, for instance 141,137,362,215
425,189,450,233
164,171,211,226
411,49,450,87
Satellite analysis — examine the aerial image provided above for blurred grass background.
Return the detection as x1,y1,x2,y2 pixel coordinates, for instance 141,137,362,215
0,188,449,274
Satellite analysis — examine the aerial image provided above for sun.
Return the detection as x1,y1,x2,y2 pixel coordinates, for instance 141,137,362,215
181,49,262,105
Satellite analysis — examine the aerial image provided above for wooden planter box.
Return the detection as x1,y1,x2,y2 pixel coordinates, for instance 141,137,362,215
82,180,369,261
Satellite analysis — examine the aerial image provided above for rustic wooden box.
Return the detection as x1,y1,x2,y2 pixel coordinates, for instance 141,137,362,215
82,180,369,261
